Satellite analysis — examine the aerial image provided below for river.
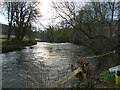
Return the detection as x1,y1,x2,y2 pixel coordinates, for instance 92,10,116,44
1,42,99,88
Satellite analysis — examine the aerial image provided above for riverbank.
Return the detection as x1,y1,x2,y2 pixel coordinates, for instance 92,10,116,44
2,40,37,53
95,54,119,88
94,69,120,88
72,53,120,88
72,69,120,88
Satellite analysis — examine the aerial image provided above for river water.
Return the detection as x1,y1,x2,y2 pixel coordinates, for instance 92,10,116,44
1,42,98,88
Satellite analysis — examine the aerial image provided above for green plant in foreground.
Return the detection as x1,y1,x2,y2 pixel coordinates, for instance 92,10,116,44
96,70,120,88
100,71,115,81
79,82,87,88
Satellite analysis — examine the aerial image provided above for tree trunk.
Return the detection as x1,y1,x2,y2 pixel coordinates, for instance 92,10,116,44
118,8,120,55
7,23,12,41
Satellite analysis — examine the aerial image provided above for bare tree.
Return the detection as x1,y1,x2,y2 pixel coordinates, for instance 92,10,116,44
86,1,120,38
3,2,15,40
3,2,40,41
52,1,93,39
52,1,120,39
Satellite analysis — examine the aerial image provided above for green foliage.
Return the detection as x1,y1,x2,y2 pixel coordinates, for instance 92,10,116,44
46,27,55,42
41,27,70,43
0,39,7,42
100,70,115,81
54,28,69,42
2,38,37,53
94,70,120,88
79,82,88,88
23,37,30,42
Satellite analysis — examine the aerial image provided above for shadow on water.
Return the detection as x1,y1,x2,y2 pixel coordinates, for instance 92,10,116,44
1,42,98,88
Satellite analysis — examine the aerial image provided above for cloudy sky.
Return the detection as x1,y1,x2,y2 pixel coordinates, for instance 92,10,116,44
0,0,118,29
0,0,85,25
0,0,61,30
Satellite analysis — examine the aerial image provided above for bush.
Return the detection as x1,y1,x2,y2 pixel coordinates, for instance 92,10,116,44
79,35,118,54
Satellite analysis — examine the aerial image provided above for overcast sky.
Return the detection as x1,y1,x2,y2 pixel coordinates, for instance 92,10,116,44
0,0,58,30
0,0,119,30
0,0,85,25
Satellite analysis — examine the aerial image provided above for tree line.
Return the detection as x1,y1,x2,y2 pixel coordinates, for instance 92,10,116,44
40,1,120,54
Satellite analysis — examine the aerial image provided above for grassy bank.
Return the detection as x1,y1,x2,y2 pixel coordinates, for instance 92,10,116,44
0,39,7,42
2,38,37,53
72,69,120,88
94,70,120,88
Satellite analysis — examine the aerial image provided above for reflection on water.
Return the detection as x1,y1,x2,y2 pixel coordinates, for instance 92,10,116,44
2,42,97,88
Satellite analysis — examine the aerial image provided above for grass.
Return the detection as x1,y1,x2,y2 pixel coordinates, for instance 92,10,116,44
0,35,15,38
0,35,7,38
73,70,120,88
0,35,15,42
0,35,31,42
0,39,7,42
94,70,120,88
2,36,37,53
